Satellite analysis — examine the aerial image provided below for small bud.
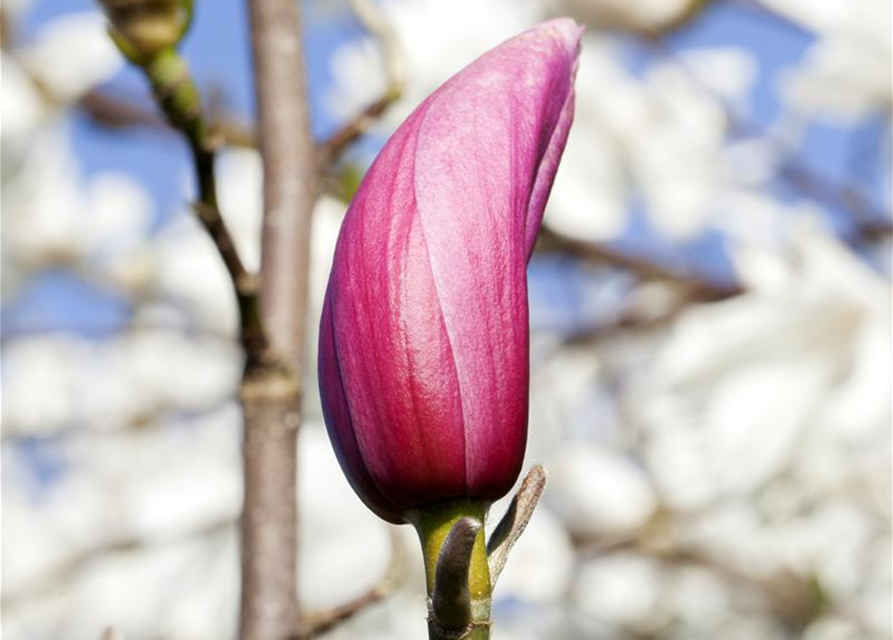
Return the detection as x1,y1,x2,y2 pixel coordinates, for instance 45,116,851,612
431,517,481,631
98,0,191,58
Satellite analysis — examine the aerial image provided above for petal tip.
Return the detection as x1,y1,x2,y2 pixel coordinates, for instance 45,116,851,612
541,17,585,56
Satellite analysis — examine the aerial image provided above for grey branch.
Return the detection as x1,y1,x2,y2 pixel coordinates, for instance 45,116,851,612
240,0,317,639
537,225,744,301
486,465,547,586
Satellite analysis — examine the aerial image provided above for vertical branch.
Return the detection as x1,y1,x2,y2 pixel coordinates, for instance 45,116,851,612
247,0,317,358
241,1,316,640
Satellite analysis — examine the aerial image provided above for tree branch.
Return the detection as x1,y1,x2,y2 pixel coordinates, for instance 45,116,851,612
77,88,258,148
134,48,263,346
536,225,744,301
241,1,318,639
318,0,405,164
78,89,168,130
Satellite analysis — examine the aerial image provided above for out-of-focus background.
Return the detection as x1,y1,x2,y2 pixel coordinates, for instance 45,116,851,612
2,0,891,639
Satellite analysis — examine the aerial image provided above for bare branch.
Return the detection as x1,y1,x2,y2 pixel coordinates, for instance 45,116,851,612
78,89,167,131
116,48,263,344
319,0,405,164
486,465,547,585
778,161,893,243
300,528,406,639
77,88,258,148
248,1,317,361
537,225,744,301
241,0,318,639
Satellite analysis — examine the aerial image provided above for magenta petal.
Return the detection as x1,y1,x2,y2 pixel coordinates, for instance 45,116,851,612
319,294,403,523
319,19,582,522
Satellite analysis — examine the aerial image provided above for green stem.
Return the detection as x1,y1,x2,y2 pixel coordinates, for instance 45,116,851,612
139,47,265,351
410,500,493,640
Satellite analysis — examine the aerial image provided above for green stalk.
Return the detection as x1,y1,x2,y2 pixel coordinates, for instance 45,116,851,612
136,46,264,349
410,500,493,640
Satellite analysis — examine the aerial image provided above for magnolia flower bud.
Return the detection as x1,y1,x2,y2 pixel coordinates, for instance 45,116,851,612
98,0,191,58
319,19,582,524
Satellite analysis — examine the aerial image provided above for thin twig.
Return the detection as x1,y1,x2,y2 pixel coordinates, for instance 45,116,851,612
300,528,406,639
537,225,744,301
241,1,317,639
78,89,168,130
778,162,893,243
318,0,405,164
132,48,263,347
77,88,258,148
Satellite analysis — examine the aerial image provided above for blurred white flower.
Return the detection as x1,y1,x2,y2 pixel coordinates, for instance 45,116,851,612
635,225,891,510
677,46,759,103
2,335,93,436
490,505,574,603
804,617,868,640
545,39,632,240
298,425,394,609
628,55,730,238
1,9,121,158
668,564,731,630
18,11,122,104
1,130,155,298
547,443,656,538
548,40,769,241
216,148,264,274
529,345,607,455
150,211,241,335
325,0,544,131
572,552,664,628
3,406,242,640
2,331,241,437
0,53,47,144
765,0,892,121
546,0,704,32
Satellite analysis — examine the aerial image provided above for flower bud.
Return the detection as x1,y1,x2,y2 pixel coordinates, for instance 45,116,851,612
319,19,582,524
98,0,191,58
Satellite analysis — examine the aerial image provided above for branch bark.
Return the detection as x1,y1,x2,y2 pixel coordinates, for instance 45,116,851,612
241,1,317,639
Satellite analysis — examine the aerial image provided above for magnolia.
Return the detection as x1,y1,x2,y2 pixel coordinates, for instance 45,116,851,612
318,19,582,523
